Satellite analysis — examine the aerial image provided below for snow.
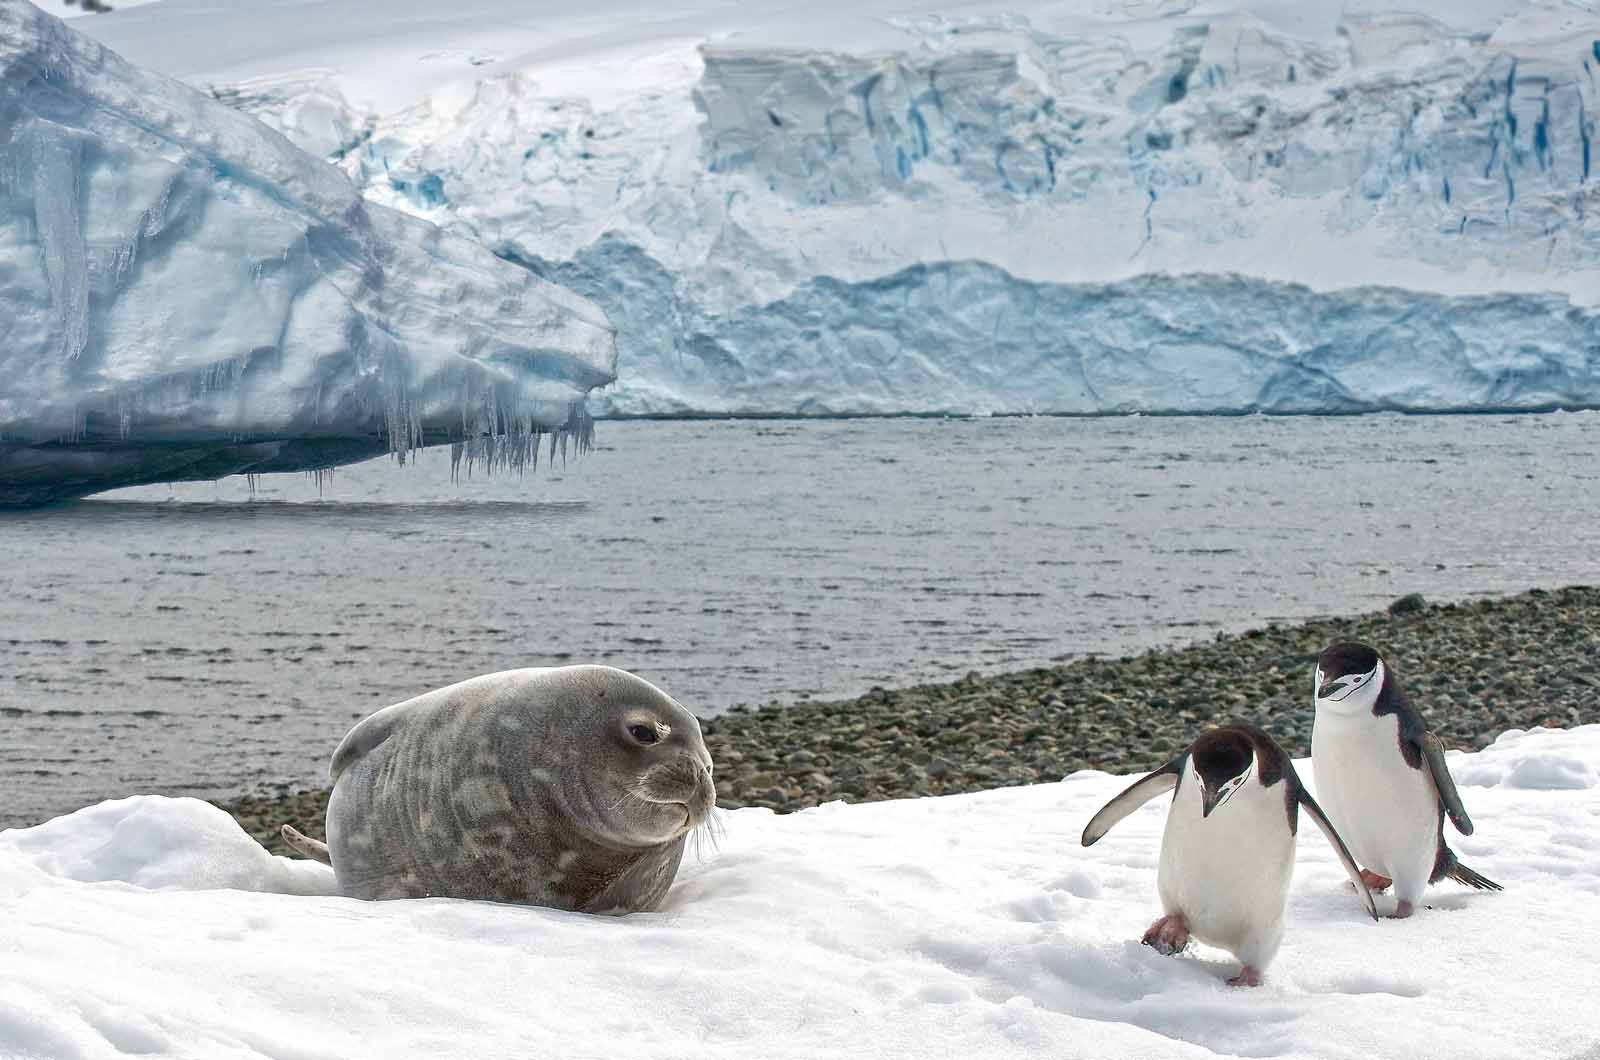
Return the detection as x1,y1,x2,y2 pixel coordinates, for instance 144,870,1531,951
75,0,1600,418
3,724,1598,1059
0,797,333,894
1451,724,1600,790
0,1,616,507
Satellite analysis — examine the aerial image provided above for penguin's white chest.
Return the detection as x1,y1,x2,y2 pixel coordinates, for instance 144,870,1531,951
1311,708,1438,876
1157,776,1294,959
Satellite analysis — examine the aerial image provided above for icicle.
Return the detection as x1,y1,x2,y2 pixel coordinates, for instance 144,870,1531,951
32,132,90,363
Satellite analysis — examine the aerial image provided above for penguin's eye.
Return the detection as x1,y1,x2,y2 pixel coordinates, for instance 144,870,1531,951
627,723,661,745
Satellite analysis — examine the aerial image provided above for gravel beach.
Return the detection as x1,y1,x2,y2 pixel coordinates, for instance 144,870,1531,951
229,586,1599,855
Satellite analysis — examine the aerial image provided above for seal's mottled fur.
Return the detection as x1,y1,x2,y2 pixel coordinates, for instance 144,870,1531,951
291,665,714,913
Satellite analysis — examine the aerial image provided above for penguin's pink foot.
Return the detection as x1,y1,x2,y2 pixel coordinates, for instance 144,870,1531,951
1141,913,1190,955
1390,899,1415,919
1359,870,1393,892
1227,966,1263,988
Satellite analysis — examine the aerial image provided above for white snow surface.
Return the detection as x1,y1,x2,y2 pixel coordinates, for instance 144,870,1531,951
77,0,1600,417
0,1,615,505
3,724,1598,1060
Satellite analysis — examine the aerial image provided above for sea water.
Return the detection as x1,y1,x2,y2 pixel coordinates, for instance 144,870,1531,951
3,412,1598,825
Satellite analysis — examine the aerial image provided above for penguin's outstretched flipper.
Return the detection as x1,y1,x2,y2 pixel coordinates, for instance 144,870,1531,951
1082,756,1184,846
1296,788,1380,921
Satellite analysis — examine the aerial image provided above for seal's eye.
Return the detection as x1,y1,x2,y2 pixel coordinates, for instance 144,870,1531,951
627,723,660,745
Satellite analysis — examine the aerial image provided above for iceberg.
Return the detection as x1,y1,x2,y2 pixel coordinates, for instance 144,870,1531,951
0,0,616,507
78,0,1600,419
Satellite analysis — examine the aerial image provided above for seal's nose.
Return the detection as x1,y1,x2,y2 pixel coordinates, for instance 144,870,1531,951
688,764,717,821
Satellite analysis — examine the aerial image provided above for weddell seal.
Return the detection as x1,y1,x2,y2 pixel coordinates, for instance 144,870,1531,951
280,665,716,913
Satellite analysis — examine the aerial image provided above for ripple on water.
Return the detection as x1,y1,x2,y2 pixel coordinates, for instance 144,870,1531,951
3,413,1600,824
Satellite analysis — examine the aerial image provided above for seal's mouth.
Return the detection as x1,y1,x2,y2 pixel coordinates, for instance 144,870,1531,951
636,760,716,831
678,772,715,829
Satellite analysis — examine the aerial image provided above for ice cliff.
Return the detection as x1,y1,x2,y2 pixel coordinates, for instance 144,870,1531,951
71,0,1600,418
0,0,616,506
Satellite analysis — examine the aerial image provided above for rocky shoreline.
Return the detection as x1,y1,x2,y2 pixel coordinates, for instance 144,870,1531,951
229,586,1600,855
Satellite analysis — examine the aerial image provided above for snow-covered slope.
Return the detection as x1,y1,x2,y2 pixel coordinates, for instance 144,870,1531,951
80,0,1600,417
0,1,615,507
2,724,1597,1059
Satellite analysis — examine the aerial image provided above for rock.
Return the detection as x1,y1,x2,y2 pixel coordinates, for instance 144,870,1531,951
1388,593,1428,615
218,586,1600,844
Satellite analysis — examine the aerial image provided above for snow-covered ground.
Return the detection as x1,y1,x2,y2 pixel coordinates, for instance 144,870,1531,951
3,724,1597,1059
0,1,615,506
78,0,1600,417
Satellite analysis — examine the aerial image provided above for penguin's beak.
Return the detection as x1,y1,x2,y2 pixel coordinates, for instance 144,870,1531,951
1200,782,1225,819
1317,676,1349,700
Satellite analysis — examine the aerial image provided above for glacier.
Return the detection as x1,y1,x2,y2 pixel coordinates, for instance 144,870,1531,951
76,0,1600,419
0,0,616,507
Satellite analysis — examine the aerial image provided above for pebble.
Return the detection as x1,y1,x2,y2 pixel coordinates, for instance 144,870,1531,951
228,586,1599,855
1388,593,1429,616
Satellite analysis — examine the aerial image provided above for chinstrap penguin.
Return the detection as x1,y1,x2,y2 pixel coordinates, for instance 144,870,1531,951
1082,723,1377,987
1311,642,1501,918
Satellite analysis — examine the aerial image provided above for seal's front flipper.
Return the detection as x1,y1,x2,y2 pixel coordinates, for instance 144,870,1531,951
281,824,333,865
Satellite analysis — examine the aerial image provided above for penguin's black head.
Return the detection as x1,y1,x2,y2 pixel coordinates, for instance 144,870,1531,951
1315,641,1382,703
1190,728,1255,818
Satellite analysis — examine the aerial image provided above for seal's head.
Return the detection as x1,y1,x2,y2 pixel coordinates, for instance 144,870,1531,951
538,665,715,849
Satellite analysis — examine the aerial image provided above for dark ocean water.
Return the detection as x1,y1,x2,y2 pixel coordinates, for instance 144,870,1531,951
4,412,1599,826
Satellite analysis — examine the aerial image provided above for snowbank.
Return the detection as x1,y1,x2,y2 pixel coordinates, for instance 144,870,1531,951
82,0,1600,418
2,724,1597,1059
0,1,615,506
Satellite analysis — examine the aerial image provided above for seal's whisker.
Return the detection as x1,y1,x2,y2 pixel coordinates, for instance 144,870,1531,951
700,807,728,849
689,812,726,860
607,778,652,812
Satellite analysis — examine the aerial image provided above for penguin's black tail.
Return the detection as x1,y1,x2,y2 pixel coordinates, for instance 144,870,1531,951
1434,842,1503,891
1445,860,1503,892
